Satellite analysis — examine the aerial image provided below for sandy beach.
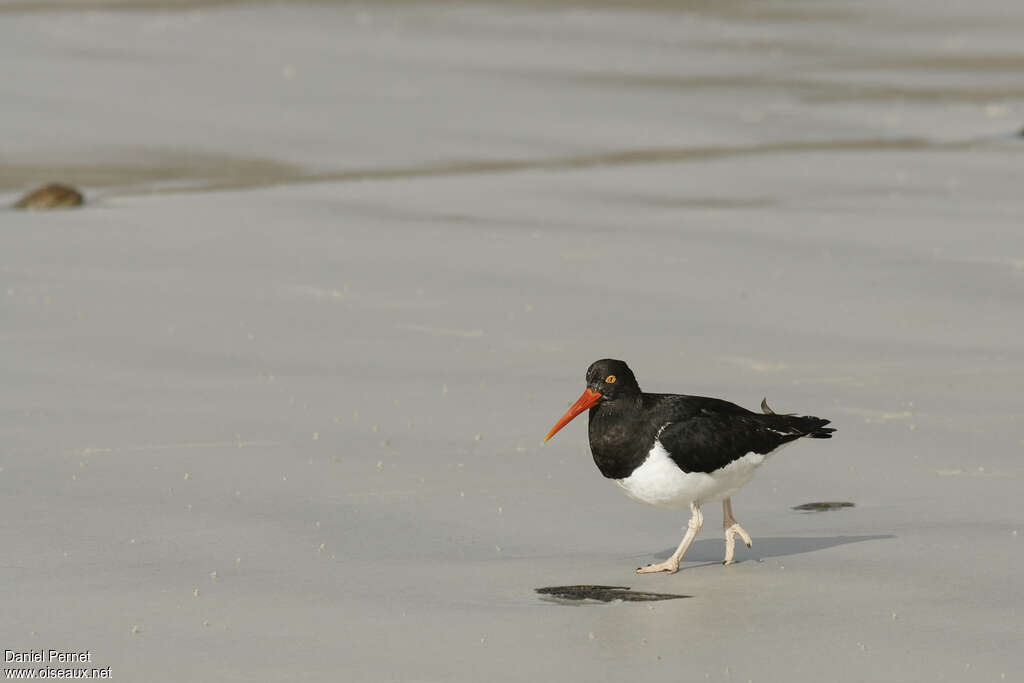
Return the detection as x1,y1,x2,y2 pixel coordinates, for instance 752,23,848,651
2,1,1023,681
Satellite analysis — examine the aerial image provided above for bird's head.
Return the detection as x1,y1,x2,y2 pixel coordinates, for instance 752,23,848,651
544,358,640,442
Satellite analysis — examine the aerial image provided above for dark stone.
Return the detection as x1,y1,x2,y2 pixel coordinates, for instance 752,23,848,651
792,501,855,511
13,184,84,210
535,585,689,602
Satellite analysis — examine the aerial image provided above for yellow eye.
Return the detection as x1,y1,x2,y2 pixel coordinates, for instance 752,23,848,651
605,375,617,384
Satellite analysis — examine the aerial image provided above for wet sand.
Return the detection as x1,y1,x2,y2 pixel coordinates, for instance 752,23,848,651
2,1,1023,681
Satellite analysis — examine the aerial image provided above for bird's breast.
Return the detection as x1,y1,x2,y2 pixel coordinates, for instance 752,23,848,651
613,441,765,510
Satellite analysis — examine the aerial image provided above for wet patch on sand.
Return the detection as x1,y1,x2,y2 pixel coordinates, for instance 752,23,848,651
793,502,855,512
536,585,689,603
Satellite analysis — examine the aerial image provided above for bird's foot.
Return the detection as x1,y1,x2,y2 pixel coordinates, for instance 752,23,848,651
636,559,680,574
722,523,753,565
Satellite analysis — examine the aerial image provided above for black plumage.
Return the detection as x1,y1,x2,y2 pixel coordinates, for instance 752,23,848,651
580,359,834,479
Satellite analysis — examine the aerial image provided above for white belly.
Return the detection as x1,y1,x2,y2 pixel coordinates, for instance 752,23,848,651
613,440,766,510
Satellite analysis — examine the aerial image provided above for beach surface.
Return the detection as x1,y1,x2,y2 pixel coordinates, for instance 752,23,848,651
2,1,1023,681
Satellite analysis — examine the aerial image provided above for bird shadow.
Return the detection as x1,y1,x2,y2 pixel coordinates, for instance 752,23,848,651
649,534,894,565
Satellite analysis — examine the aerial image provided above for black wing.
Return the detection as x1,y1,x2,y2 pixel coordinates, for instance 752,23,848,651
658,397,833,474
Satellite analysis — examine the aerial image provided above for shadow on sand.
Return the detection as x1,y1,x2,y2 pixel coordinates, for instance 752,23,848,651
650,534,895,565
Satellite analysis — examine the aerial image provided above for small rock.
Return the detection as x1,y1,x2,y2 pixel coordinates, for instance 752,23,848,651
14,183,84,210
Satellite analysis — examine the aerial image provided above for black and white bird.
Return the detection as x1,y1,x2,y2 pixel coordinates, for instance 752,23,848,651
544,359,835,574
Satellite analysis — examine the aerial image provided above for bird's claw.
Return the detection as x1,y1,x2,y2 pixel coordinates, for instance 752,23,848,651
723,522,753,564
636,561,680,574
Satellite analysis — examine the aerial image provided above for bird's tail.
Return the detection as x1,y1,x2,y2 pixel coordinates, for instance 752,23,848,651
761,398,836,439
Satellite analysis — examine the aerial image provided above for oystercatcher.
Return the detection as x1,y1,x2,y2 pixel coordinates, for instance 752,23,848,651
544,359,835,574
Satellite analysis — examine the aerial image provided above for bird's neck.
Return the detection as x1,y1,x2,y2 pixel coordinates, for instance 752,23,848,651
587,395,652,479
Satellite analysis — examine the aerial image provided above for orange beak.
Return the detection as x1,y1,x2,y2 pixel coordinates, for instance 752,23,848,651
544,388,602,442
